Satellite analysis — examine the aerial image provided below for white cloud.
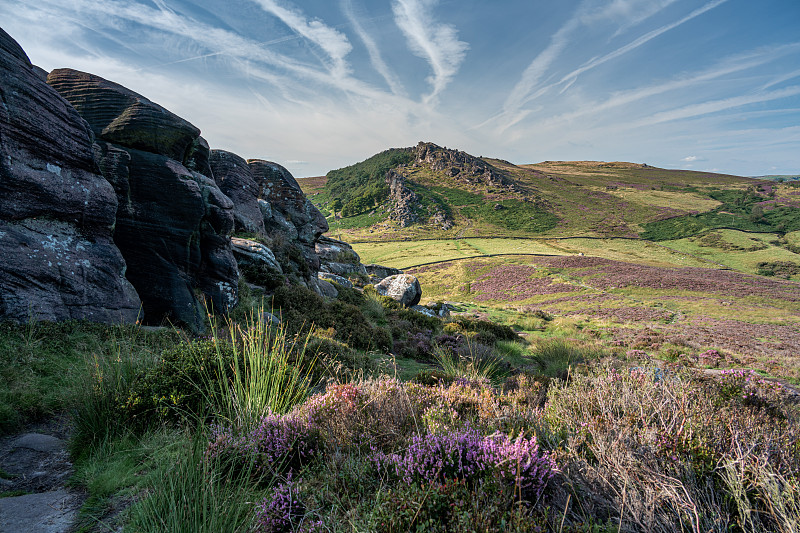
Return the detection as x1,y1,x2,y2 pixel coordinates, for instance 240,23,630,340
391,0,468,103
249,0,353,78
681,155,701,162
342,0,405,95
496,0,729,133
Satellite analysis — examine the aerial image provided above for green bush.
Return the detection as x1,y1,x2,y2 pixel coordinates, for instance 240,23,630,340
240,263,285,290
120,340,236,428
271,284,392,352
450,317,518,342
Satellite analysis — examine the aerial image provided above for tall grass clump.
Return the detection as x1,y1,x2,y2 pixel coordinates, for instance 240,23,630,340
529,338,605,380
432,337,506,385
128,429,262,533
207,306,316,431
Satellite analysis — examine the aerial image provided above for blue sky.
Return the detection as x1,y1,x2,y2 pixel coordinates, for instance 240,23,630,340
2,0,799,177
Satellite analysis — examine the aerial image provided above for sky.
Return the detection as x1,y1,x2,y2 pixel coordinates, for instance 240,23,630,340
2,0,799,177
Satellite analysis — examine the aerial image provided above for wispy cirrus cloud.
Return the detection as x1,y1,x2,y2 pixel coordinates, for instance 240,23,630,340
391,0,468,103
558,0,730,88
341,0,405,96
249,0,353,78
495,0,729,133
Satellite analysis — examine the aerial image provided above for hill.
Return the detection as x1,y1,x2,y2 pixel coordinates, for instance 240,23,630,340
301,142,800,241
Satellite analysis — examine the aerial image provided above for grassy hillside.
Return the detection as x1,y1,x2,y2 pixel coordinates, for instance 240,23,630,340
304,143,800,242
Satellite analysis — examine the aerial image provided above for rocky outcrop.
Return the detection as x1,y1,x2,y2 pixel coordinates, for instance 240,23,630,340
318,272,352,289
48,68,238,331
0,28,141,323
316,236,367,279
209,150,266,235
375,274,422,308
365,264,403,283
413,141,509,188
385,169,418,227
248,159,328,285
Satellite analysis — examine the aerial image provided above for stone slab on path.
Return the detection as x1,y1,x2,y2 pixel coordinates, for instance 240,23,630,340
0,422,83,533
0,489,81,533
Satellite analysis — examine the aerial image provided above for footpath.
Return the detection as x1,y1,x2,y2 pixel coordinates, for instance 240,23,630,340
0,416,82,533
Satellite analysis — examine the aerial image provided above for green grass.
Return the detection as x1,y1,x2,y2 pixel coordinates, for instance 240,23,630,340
0,321,178,435
206,308,316,430
663,229,800,279
126,429,265,533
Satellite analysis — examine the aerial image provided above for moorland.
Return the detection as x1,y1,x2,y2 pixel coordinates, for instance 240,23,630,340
3,139,800,533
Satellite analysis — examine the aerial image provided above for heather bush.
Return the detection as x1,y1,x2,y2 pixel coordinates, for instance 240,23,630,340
372,478,546,533
254,478,324,533
541,364,800,532
371,426,556,502
206,413,318,481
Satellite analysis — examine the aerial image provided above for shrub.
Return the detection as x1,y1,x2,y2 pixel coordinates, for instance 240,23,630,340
240,263,285,290
271,284,392,352
206,414,319,480
254,479,323,533
371,427,556,502
120,340,236,428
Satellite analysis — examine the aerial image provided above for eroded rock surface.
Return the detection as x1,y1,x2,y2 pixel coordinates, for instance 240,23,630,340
316,235,367,279
249,159,328,286
0,28,140,324
375,274,422,307
48,68,238,330
210,150,266,235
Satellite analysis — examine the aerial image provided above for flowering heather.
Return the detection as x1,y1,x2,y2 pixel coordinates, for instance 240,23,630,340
471,264,578,302
372,427,556,501
206,414,317,477
254,479,323,533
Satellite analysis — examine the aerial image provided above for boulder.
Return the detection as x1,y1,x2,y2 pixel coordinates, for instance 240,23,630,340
410,305,437,318
0,28,140,324
318,272,353,289
312,278,338,299
48,69,238,331
210,150,266,235
316,235,368,278
365,264,403,283
230,237,282,273
230,237,283,288
375,274,422,307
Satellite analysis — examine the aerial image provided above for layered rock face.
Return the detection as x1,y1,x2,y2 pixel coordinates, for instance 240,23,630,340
0,28,141,323
47,68,238,331
209,150,265,235
247,159,328,287
385,169,418,227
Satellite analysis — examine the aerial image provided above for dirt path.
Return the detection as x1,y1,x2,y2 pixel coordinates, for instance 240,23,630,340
0,416,83,533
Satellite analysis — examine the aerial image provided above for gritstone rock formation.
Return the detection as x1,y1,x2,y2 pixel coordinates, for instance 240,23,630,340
0,28,141,323
247,159,329,289
47,68,238,331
